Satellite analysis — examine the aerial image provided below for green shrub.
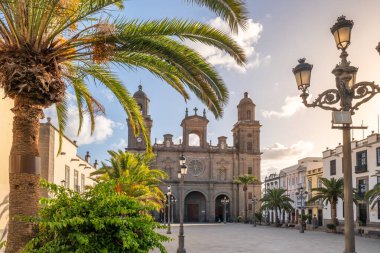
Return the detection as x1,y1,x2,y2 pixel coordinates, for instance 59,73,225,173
23,180,169,252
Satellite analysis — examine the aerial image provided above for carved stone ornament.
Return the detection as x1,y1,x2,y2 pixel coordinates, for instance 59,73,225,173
188,160,204,177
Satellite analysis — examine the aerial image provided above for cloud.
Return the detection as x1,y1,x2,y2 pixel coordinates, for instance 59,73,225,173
261,141,314,177
262,96,305,118
111,138,127,150
44,95,117,145
186,18,269,72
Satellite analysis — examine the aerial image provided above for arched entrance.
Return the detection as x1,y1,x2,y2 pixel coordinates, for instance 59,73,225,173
215,195,230,222
185,191,207,222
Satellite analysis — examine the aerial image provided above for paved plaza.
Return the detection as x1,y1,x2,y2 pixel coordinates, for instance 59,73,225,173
152,223,380,253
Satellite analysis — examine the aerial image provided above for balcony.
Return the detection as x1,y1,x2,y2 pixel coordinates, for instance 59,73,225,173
354,164,367,173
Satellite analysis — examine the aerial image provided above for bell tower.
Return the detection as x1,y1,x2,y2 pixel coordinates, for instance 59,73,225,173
232,92,260,154
181,107,209,148
127,85,153,150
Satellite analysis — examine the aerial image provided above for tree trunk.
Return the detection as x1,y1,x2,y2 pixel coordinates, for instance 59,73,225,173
331,200,337,225
243,186,247,223
6,97,43,252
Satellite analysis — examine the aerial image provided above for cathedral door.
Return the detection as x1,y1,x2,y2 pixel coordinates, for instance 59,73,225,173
185,191,206,222
187,204,199,222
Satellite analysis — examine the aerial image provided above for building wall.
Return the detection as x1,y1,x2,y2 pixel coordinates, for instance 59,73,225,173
323,134,380,226
0,92,13,229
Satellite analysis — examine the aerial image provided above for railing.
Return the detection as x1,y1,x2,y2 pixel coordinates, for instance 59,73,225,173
354,164,367,173
356,139,368,148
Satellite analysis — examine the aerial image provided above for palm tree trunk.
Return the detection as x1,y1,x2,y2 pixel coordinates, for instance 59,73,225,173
244,189,247,223
6,97,42,252
331,201,337,226
275,208,278,225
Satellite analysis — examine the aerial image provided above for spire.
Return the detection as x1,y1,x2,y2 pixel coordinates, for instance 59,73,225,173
203,109,206,118
185,108,188,117
138,84,142,91
244,92,248,98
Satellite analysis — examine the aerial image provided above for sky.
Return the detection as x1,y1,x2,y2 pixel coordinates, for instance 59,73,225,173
46,0,380,177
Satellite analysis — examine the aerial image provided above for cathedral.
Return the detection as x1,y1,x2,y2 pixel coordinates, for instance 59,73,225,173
127,85,262,222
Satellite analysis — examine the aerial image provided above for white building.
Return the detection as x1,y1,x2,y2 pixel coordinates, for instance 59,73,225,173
278,157,322,223
323,133,380,227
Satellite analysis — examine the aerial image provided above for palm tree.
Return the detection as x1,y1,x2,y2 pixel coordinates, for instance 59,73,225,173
91,150,167,210
260,188,293,225
308,177,344,226
234,175,258,222
365,170,380,209
0,1,248,250
0,194,8,245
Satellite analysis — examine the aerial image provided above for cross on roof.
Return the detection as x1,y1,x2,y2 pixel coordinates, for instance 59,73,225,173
194,107,198,115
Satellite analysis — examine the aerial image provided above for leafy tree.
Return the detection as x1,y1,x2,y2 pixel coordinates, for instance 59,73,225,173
365,170,380,209
308,177,344,226
0,0,248,250
91,150,167,210
234,175,258,222
23,180,169,252
260,188,293,225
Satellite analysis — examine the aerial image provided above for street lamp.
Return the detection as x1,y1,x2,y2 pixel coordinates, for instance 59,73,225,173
292,15,380,252
171,195,177,223
264,176,269,225
296,186,308,233
220,196,230,224
177,155,187,253
252,195,258,227
167,185,172,234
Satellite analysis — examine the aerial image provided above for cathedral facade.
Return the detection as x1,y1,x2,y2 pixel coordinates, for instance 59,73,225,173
127,86,262,222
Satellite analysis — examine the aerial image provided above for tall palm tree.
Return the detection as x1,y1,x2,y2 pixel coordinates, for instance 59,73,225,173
91,150,167,210
0,194,8,245
260,188,293,225
0,1,247,250
234,175,258,222
308,177,344,225
365,170,380,209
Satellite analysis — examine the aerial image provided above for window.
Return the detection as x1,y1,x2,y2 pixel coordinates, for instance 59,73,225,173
378,200,380,219
292,177,295,185
247,110,251,120
248,167,253,175
317,177,322,188
377,147,380,166
355,151,367,173
248,204,252,211
81,174,85,193
308,179,312,192
247,142,253,151
358,179,367,198
74,170,79,192
65,166,70,188
377,176,380,184
248,192,253,200
330,160,336,176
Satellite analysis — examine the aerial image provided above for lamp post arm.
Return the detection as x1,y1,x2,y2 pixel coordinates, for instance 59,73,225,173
351,81,380,113
300,89,341,111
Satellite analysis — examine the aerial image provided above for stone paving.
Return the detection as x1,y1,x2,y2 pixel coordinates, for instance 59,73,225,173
152,223,380,253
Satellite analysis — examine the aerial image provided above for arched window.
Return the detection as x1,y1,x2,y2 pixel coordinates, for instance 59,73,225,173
247,110,251,120
188,133,200,146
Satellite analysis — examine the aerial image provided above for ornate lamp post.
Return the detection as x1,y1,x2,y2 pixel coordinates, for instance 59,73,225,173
292,15,380,252
221,196,230,224
264,176,269,225
163,196,167,225
177,155,188,253
296,186,308,233
171,195,177,223
167,185,172,234
252,195,258,227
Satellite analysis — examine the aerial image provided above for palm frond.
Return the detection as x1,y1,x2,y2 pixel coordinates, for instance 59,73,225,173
184,0,248,32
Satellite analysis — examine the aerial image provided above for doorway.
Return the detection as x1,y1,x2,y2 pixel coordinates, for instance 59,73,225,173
185,191,207,222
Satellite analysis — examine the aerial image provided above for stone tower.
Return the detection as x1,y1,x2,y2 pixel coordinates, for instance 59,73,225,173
127,85,153,150
232,92,261,205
